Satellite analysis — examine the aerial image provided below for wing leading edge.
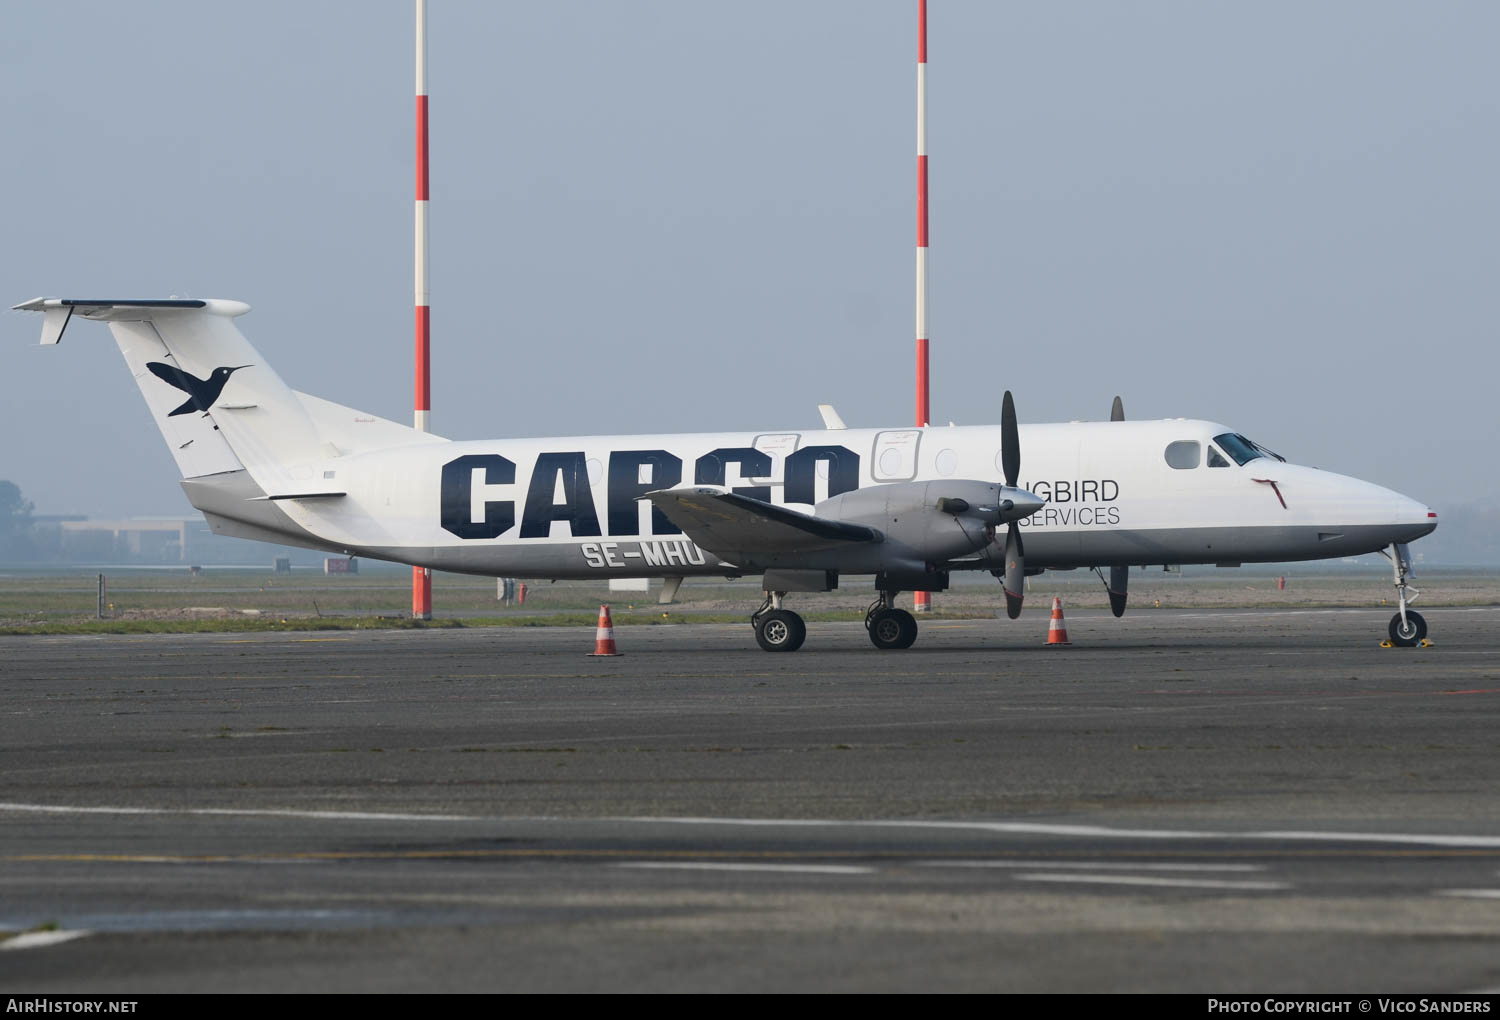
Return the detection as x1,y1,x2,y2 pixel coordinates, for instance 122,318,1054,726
643,487,880,566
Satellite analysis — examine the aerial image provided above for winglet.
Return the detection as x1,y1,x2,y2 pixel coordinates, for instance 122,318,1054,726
817,404,847,430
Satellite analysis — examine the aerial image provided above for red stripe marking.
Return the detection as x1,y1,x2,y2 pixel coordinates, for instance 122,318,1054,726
412,565,430,617
917,155,928,246
415,96,429,200
918,0,927,63
414,305,430,410
916,337,929,426
1252,478,1287,509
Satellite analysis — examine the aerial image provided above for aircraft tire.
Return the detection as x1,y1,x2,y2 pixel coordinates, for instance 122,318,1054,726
868,608,918,650
1388,610,1426,647
755,609,806,652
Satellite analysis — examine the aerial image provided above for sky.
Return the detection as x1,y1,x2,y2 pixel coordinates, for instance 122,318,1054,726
2,1,1497,519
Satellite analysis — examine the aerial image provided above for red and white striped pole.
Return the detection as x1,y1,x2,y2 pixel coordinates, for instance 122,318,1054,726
412,0,433,620
914,0,932,615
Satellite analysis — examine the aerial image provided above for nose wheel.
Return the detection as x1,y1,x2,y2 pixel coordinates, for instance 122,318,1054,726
1388,610,1427,647
1381,542,1428,647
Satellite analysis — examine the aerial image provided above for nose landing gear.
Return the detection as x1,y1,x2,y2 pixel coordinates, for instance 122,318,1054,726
1380,542,1427,647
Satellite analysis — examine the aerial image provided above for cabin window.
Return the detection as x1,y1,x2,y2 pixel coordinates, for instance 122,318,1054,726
1207,446,1230,468
1164,441,1200,469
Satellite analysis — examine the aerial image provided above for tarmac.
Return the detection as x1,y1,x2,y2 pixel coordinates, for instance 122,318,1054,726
3,604,1500,992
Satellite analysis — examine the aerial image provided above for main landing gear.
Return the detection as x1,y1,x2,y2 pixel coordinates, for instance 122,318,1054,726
748,589,922,651
751,591,806,652
1381,542,1427,647
865,591,918,650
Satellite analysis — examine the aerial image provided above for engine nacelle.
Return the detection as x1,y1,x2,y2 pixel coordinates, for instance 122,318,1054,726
815,479,1043,565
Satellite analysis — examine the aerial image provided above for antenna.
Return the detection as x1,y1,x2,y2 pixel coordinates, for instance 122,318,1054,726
412,0,433,620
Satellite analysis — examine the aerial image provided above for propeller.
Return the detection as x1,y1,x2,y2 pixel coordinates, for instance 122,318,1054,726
1001,390,1025,619
1107,396,1128,615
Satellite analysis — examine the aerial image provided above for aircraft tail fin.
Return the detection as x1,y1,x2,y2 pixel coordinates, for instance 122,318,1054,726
13,297,439,495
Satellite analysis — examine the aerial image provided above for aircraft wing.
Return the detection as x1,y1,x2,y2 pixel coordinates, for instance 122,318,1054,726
643,487,880,565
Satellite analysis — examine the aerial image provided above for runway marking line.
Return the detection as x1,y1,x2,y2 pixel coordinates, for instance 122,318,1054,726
617,862,874,875
0,802,478,823
1013,873,1291,891
920,860,1267,873
8,804,1500,851
620,816,1500,848
9,847,1500,866
0,929,92,951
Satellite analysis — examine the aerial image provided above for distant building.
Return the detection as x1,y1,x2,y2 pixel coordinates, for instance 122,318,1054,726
24,515,325,567
58,518,189,562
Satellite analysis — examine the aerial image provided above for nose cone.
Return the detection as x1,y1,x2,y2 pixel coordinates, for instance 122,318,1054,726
1000,487,1046,523
1391,490,1438,542
1351,476,1436,542
1298,465,1437,543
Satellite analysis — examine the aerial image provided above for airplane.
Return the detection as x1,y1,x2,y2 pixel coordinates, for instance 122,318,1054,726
15,297,1439,650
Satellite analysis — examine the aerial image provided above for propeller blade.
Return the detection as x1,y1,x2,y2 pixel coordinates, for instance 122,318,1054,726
1111,395,1125,422
1001,390,1020,488
1003,522,1025,619
1108,564,1128,617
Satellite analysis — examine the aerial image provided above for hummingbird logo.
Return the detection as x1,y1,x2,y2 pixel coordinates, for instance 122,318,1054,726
146,362,251,416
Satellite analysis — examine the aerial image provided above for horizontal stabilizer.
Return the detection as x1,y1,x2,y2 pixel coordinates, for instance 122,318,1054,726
14,297,229,345
15,298,201,346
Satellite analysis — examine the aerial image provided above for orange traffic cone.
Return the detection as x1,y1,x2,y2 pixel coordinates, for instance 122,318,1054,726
1045,597,1071,646
588,604,624,656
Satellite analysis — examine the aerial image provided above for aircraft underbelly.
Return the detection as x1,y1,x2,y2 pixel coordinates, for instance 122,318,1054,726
360,540,733,580
1054,522,1408,567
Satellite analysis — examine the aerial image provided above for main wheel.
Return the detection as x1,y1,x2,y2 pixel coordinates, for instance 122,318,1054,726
1388,610,1427,647
755,609,807,652
867,608,918,650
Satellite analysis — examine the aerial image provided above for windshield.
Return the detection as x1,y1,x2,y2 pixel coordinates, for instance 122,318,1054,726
1212,432,1286,466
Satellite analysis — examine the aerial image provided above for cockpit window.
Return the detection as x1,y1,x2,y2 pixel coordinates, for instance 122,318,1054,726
1164,440,1201,469
1248,436,1285,462
1212,432,1284,466
1207,446,1230,468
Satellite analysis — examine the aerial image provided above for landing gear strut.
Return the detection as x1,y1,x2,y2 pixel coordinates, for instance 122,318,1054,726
865,591,918,650
751,591,806,652
1380,542,1427,647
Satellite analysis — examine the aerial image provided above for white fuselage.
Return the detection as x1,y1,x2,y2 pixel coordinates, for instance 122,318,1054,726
16,299,1435,587
251,417,1436,580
